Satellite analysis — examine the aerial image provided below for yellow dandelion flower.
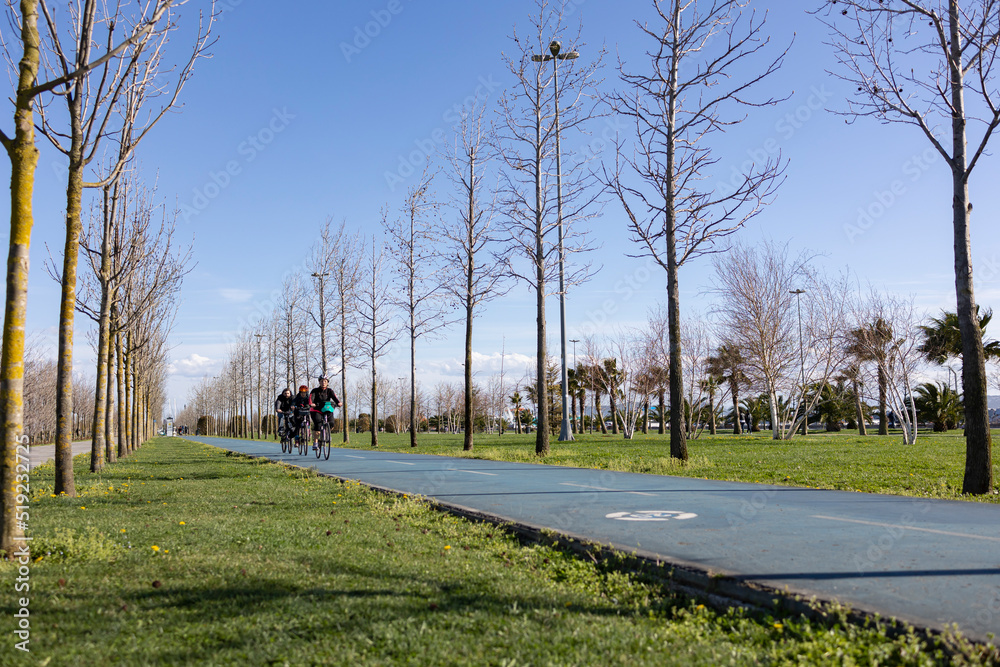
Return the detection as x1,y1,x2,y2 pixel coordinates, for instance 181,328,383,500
773,623,783,630
151,545,160,552
79,506,86,510
444,545,451,550
179,521,185,526
120,528,127,533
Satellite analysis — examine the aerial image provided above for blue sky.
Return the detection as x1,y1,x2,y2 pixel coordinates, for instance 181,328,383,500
3,0,999,409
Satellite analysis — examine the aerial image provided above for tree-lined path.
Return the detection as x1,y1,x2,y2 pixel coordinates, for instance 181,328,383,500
190,435,1000,645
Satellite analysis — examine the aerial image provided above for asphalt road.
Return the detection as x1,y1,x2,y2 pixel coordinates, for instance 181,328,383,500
188,435,1000,644
25,441,93,470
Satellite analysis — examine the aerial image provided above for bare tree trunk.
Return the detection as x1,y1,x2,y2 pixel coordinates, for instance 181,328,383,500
708,391,717,435
409,331,417,447
116,328,127,457
370,365,379,448
89,186,115,472
731,388,742,435
534,91,549,454
877,364,888,435
853,378,867,437
55,103,87,487
463,284,474,451
105,330,117,461
1,0,42,552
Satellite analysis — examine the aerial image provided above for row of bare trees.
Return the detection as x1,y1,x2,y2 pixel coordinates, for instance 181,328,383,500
598,0,998,498
0,0,212,555
564,236,1000,456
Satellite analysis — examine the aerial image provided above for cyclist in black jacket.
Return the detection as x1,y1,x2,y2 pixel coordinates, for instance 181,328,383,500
274,388,293,438
290,385,312,445
309,376,341,449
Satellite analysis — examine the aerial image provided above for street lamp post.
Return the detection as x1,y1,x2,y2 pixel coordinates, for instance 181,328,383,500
790,289,807,436
569,338,580,433
212,376,220,436
254,333,265,439
947,366,959,395
533,40,578,442
311,272,330,376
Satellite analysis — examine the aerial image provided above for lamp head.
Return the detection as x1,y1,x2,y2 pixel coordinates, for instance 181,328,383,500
549,40,561,56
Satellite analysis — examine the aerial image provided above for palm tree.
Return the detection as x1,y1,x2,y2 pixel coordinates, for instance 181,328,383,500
913,382,963,432
699,375,720,435
811,381,852,432
509,391,524,434
644,364,669,435
919,307,1000,367
837,363,869,436
567,366,586,435
600,358,625,435
706,343,748,435
740,394,770,433
846,319,894,435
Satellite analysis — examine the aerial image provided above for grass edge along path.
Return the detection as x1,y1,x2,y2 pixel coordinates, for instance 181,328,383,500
317,430,1000,503
1,437,995,666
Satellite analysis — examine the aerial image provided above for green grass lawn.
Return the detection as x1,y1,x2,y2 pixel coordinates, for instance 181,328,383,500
322,428,1000,502
6,437,997,666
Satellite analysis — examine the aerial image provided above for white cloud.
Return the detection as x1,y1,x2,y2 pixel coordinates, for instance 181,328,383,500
420,351,536,380
168,353,220,378
219,288,253,303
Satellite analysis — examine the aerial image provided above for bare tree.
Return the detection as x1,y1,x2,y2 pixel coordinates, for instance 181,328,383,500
712,241,849,440
680,317,714,440
0,0,196,558
23,334,56,445
817,0,997,493
358,230,401,448
497,0,603,456
329,223,362,444
385,172,453,448
849,289,926,445
606,328,654,440
35,0,212,494
74,173,190,468
306,229,335,377
607,0,789,461
440,103,509,451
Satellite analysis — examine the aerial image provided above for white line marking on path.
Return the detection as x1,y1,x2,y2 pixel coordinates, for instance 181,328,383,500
344,455,366,459
386,460,415,466
812,515,1000,542
458,470,497,476
560,482,656,497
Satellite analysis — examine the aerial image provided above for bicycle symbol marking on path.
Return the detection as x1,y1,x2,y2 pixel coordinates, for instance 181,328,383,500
605,510,697,522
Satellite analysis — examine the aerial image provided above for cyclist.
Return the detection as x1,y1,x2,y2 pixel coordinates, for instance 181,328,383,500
290,385,312,446
309,375,342,450
274,388,293,440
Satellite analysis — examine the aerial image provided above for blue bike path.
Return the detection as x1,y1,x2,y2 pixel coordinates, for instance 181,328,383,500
188,436,1000,644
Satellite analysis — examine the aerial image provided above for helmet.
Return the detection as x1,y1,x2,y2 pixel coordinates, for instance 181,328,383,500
298,385,308,392
318,375,328,382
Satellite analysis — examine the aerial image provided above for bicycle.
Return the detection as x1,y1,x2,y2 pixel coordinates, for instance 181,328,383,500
279,414,292,454
314,413,333,460
295,410,312,456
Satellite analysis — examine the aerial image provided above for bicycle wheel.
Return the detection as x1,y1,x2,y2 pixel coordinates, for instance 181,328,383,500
298,422,310,456
314,429,323,459
323,425,331,460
